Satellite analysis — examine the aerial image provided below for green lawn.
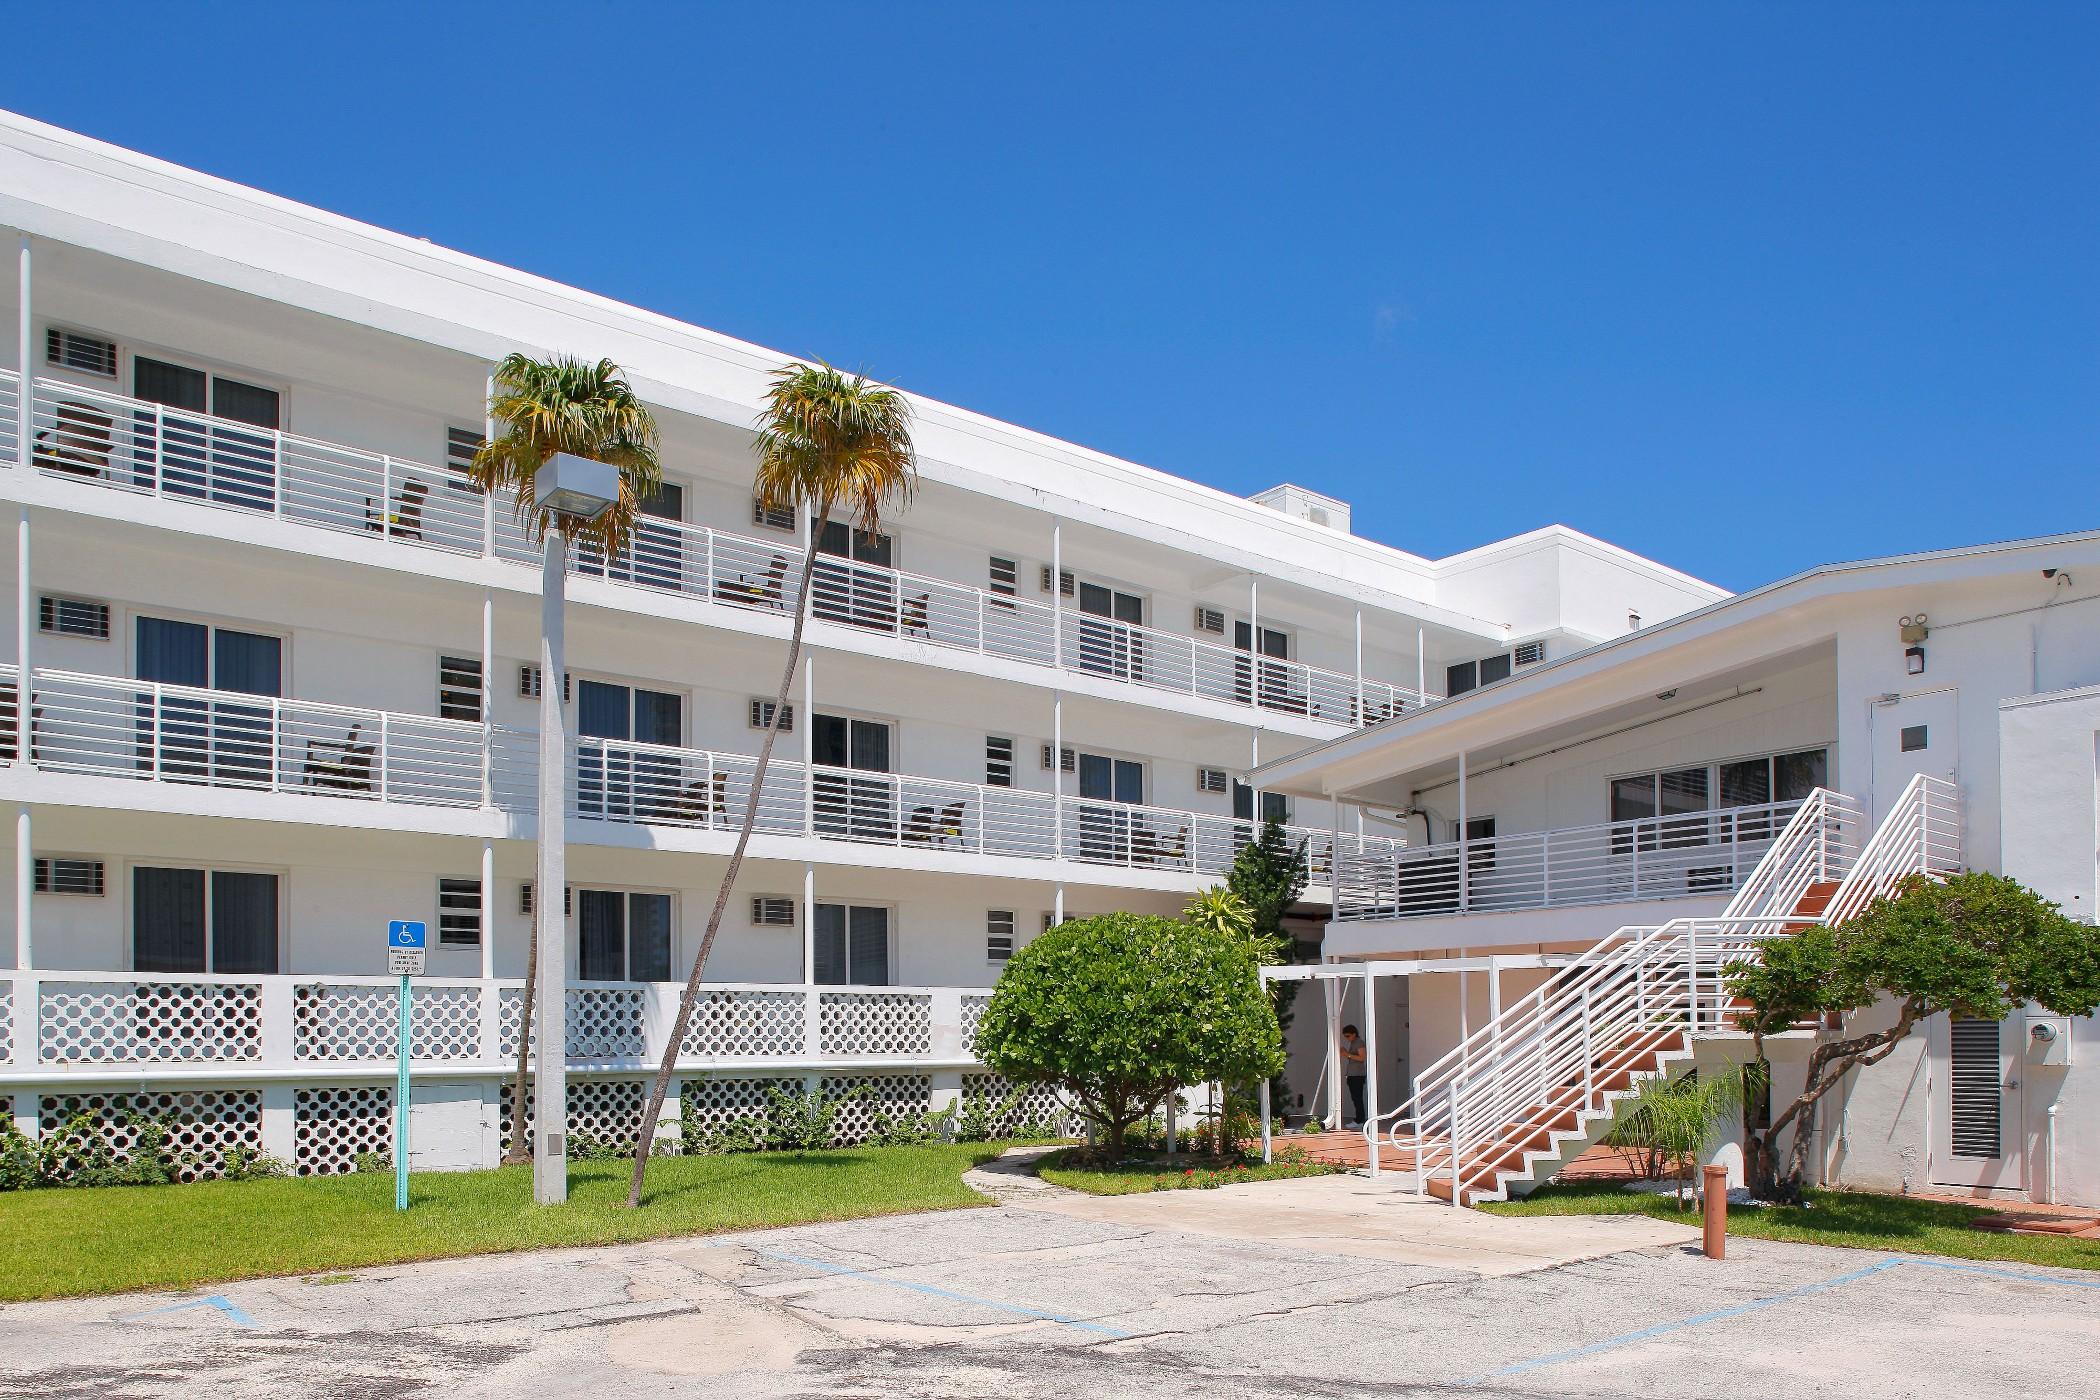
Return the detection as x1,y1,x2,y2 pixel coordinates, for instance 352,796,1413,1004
1035,1145,1339,1195
1479,1179,2100,1272
0,1144,1004,1302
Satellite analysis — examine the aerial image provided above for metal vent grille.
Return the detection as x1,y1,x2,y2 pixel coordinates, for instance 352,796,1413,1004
752,498,795,531
1040,744,1074,772
46,328,117,377
1194,607,1226,634
519,883,572,917
1040,567,1075,596
33,857,105,895
518,666,570,701
1513,639,1546,666
1948,1019,2003,1159
1197,767,1230,794
39,595,111,639
749,699,794,732
751,895,796,927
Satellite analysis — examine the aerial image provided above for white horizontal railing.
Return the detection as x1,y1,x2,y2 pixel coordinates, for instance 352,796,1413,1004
3,666,1399,879
17,375,1436,726
1,970,988,1073
1335,798,1811,922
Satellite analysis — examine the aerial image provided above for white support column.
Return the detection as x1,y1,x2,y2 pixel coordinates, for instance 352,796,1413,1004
1051,692,1063,859
532,536,568,1205
1258,1075,1273,1163
1362,966,1381,1176
18,507,31,747
479,839,496,981
1416,626,1427,705
1455,748,1469,913
801,652,815,836
1050,520,1062,668
1323,975,1342,1130
1328,794,1341,896
801,863,816,983
1353,608,1364,722
479,589,494,806
17,236,30,470
13,805,28,970
480,373,498,555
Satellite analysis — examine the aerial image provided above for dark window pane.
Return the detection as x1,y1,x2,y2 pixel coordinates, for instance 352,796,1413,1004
578,889,625,981
848,906,890,985
1659,768,1709,816
633,690,681,747
627,894,672,982
812,714,850,768
576,680,631,741
1113,759,1145,805
133,357,207,411
211,378,280,429
1718,759,1772,808
1445,661,1477,697
211,871,279,974
1609,775,1657,823
213,629,282,697
136,617,210,687
813,903,846,985
1478,652,1513,686
133,866,206,972
851,719,891,773
1078,582,1112,618
639,481,683,521
1774,748,1829,800
1900,726,1928,753
1078,752,1113,801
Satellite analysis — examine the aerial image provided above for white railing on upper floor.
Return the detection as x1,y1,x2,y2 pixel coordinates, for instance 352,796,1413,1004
3,665,1401,880
12,374,1436,726
1335,797,1813,922
1,970,985,1074
0,368,18,465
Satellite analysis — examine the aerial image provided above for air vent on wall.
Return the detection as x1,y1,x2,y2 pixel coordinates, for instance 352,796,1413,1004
519,882,572,917
1040,567,1075,596
751,895,796,927
986,910,1015,962
749,699,794,732
1197,767,1230,794
39,595,111,639
752,498,795,532
518,666,570,701
1040,744,1075,772
1193,607,1226,635
33,856,104,895
45,328,117,378
1513,639,1547,666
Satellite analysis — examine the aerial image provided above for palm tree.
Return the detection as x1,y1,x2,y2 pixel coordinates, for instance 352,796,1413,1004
627,362,914,1205
471,353,661,1168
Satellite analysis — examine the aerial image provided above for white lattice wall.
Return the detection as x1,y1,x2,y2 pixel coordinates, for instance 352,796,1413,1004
821,1073,934,1144
680,989,805,1058
962,1072,1081,1136
0,981,11,1064
502,1077,649,1151
294,1086,393,1176
39,982,263,1064
498,987,647,1059
293,983,482,1061
678,1075,800,1139
819,993,932,1057
959,994,991,1057
38,1090,263,1181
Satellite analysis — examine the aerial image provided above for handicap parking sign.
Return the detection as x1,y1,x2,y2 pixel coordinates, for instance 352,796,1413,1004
388,920,428,950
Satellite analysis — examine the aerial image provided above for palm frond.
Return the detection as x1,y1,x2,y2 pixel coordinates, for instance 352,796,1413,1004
752,361,917,533
472,353,664,550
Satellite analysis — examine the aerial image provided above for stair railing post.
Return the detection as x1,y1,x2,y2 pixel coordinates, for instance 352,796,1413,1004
1580,985,1594,1108
1446,1083,1462,1207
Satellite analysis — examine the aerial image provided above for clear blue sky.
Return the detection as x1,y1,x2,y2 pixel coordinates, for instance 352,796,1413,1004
10,4,2095,590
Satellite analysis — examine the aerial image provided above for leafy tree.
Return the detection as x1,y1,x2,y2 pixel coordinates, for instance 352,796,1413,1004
1227,819,1312,1109
629,363,915,1205
974,912,1285,1161
470,353,662,1167
1183,887,1254,943
1728,872,2100,1194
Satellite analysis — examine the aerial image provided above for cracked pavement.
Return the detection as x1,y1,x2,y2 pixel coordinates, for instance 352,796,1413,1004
2,1157,2096,1397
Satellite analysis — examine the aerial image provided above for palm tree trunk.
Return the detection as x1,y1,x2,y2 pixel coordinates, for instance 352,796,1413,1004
625,505,833,1205
502,912,540,1166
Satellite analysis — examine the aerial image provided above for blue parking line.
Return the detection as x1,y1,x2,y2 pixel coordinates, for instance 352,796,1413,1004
758,1249,1132,1338
118,1294,259,1329
1465,1256,2100,1385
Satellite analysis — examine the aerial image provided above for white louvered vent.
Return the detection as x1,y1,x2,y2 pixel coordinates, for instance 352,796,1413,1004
517,666,570,701
985,736,1015,787
989,556,1018,597
752,498,795,532
39,595,111,639
986,910,1015,962
749,699,794,732
33,856,105,895
1512,639,1547,666
1040,744,1075,772
751,895,796,927
519,883,572,917
1197,767,1230,794
1193,607,1226,634
1039,566,1075,596
438,878,483,947
46,328,118,377
1947,1019,2003,1160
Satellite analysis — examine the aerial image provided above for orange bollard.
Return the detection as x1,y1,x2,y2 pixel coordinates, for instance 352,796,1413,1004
1702,1163,1728,1259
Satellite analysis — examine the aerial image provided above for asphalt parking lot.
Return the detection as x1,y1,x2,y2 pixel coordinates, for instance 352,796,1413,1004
3,1163,2096,1398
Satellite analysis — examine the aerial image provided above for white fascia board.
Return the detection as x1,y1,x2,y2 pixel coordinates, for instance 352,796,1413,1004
1254,528,2100,795
0,112,1509,641
1432,523,1728,607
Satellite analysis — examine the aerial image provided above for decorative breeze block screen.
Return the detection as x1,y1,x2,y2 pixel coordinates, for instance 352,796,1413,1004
818,992,932,1057
501,1077,649,1152
293,982,482,1061
39,981,264,1064
679,988,806,1058
820,1073,933,1144
39,1089,263,1182
294,1086,393,1176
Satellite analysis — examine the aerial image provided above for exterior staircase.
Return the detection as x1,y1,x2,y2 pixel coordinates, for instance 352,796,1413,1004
1376,776,1961,1205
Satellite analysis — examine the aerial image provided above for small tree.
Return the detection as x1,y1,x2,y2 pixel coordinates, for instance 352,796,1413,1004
1728,872,2100,1195
1600,1068,1755,1206
1227,819,1310,1109
974,912,1284,1161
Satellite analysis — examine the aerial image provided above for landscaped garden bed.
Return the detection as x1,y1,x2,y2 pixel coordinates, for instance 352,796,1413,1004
1035,1143,1338,1195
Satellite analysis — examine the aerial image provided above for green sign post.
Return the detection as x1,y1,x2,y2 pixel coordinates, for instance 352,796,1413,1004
386,920,427,1212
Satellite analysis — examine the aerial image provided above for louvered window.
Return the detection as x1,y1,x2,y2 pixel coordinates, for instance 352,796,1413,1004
439,656,483,722
751,895,796,927
986,910,1015,962
33,857,104,895
749,699,794,732
518,665,570,701
1197,767,1230,794
519,882,572,917
438,878,482,947
752,498,795,532
1040,744,1075,772
1193,607,1226,635
985,736,1014,787
46,327,117,377
1948,1019,2004,1159
39,595,111,639
989,556,1018,599
445,426,485,492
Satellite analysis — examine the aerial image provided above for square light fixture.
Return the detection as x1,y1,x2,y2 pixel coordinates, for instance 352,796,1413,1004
533,452,620,522
1905,644,1926,675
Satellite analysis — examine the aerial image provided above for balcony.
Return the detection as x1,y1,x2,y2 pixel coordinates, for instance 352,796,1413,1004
1,970,988,1077
1334,799,1807,922
7,667,1406,881
8,371,1435,726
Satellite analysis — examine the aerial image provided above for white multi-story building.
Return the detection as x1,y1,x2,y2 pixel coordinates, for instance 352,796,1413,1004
0,113,1722,1174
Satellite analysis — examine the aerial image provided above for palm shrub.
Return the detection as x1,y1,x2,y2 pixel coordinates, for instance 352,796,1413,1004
1600,1068,1755,1205
628,364,915,1205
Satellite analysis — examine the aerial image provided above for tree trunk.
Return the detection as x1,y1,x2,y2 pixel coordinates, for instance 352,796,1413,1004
1104,1116,1127,1164
625,504,834,1205
501,909,540,1166
1755,999,1923,1196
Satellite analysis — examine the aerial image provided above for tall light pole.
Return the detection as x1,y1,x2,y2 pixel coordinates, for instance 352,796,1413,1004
531,453,618,1206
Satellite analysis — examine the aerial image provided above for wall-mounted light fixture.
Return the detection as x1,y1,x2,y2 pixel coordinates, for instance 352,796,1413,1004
1627,610,1642,632
1899,614,1929,676
1905,645,1926,675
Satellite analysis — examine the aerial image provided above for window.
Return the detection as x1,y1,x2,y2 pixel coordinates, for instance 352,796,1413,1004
34,857,105,895
439,656,483,722
438,878,482,947
752,497,796,532
1446,651,1515,698
46,327,118,377
40,595,111,639
131,355,281,513
1900,725,1928,754
135,616,283,783
445,427,485,492
1613,749,1831,849
1718,749,1829,808
577,679,682,746
132,865,278,974
751,896,796,927
578,889,673,983
813,713,895,840
988,557,1018,598
1232,779,1288,825
986,910,1015,962
1234,620,1300,712
749,698,794,732
985,736,1015,787
813,902,890,985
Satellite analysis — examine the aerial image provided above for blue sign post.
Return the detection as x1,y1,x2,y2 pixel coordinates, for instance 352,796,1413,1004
386,920,427,1212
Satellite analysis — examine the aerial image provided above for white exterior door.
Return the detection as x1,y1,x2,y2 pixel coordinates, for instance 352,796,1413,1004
1872,687,1959,825
1928,1015,2024,1190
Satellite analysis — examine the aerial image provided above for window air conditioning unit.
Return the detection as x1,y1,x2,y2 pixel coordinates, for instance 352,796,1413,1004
1193,607,1226,634
1041,744,1075,772
1040,566,1074,596
749,699,794,732
750,896,796,927
39,595,111,640
1197,767,1230,794
46,328,118,377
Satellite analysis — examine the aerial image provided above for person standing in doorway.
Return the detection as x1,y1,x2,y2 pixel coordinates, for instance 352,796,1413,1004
1340,1023,1367,1128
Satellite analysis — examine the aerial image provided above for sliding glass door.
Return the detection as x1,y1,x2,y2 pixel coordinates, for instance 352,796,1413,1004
576,889,673,983
131,356,280,511
132,865,279,974
135,616,283,785
813,903,890,985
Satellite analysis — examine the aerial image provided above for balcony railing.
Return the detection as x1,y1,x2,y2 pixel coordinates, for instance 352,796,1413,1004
5,667,1403,879
2,970,981,1073
12,372,1435,725
1335,798,1807,921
